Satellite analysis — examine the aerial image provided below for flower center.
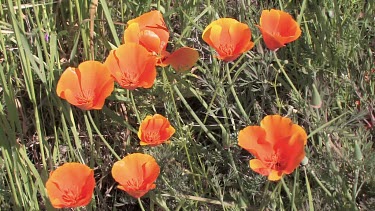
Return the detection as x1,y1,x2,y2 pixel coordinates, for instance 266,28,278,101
62,189,79,206
263,150,286,171
120,70,140,88
125,178,143,190
145,131,160,143
76,89,94,105
218,43,234,56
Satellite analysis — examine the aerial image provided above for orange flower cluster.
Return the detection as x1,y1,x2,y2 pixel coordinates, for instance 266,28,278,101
238,115,307,181
202,9,301,60
50,10,181,208
124,11,199,71
56,10,198,110
49,8,307,209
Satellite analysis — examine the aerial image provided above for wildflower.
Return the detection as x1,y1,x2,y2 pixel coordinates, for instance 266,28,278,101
104,43,157,90
124,10,198,71
56,61,114,110
257,9,301,51
238,115,307,181
138,114,175,146
202,18,254,61
124,10,169,58
112,153,160,198
45,163,95,208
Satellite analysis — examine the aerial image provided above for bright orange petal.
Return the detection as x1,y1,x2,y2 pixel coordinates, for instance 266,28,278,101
268,170,283,181
202,22,215,47
277,134,306,174
111,153,160,198
110,43,157,89
56,67,81,100
260,115,294,146
138,114,175,145
238,126,272,159
208,23,224,52
78,61,105,92
163,47,199,72
139,29,161,54
137,55,157,89
112,159,141,186
46,163,95,208
249,159,271,176
91,79,114,109
124,23,141,44
260,9,280,35
258,9,301,50
127,10,169,52
229,21,253,55
257,25,285,50
104,49,122,81
277,10,301,39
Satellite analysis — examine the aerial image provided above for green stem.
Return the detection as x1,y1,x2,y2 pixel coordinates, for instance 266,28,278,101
273,51,302,100
87,111,121,161
173,86,221,148
161,68,198,190
309,169,332,197
225,63,250,123
138,198,146,211
281,177,297,211
129,90,141,123
304,167,314,211
297,0,308,25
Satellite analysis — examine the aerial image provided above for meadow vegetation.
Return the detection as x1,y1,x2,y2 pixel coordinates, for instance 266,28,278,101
0,0,374,210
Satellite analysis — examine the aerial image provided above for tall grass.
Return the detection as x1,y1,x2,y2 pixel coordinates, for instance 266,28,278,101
0,0,374,210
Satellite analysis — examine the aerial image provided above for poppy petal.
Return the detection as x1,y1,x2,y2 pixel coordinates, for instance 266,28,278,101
238,126,272,159
249,159,271,176
138,114,175,146
125,10,169,53
139,29,161,54
257,26,285,50
202,18,254,61
46,163,95,208
137,55,158,88
268,170,283,181
124,23,141,44
259,9,280,35
92,79,114,109
111,153,160,198
258,9,301,50
260,115,295,146
163,47,199,72
56,67,81,100
229,22,254,55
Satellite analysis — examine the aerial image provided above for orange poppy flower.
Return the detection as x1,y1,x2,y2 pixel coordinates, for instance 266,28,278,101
138,114,175,146
257,9,301,51
111,153,160,198
56,61,114,110
124,10,169,58
238,115,307,181
202,18,254,62
123,10,199,71
45,163,95,208
104,43,157,90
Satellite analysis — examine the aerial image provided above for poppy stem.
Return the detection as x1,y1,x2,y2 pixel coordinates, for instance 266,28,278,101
129,90,141,124
272,51,302,101
87,111,121,161
225,63,250,124
138,198,146,211
281,177,298,210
